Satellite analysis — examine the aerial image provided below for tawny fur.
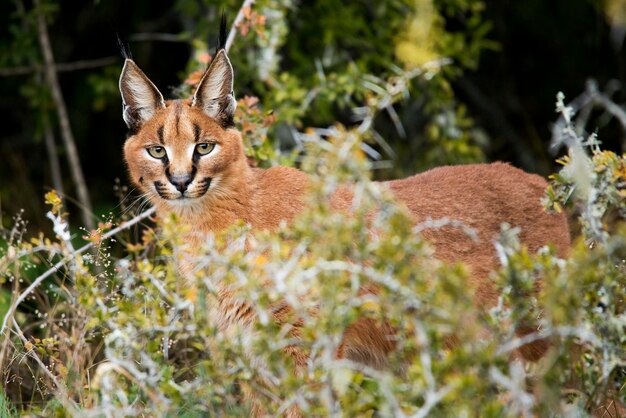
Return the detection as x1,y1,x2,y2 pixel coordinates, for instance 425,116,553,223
120,49,571,413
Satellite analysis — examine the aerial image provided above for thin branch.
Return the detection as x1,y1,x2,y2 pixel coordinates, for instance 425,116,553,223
0,65,37,76
409,384,455,418
551,79,626,151
225,0,256,53
11,318,80,415
34,0,94,230
55,56,118,72
91,360,170,411
0,56,118,77
495,325,601,356
42,113,65,200
0,207,156,335
0,252,22,383
587,80,626,130
129,33,183,43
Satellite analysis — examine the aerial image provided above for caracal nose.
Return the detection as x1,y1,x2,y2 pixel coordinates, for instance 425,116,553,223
170,174,193,193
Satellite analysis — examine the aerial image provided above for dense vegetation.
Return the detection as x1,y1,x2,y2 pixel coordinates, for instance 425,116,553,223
0,0,625,416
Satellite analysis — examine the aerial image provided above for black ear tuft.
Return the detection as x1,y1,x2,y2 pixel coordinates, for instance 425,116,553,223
216,12,228,54
116,33,132,60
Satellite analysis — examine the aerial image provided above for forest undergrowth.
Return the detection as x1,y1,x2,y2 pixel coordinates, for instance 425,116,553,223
0,91,624,416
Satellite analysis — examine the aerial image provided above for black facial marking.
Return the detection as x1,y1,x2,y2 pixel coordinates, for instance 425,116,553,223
154,181,169,199
157,125,164,144
193,177,212,197
139,176,144,184
175,101,182,135
193,123,201,143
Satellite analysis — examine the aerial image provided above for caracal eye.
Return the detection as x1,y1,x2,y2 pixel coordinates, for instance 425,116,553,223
195,143,215,155
147,146,166,159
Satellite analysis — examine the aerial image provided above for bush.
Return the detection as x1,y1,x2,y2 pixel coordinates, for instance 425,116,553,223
0,93,625,416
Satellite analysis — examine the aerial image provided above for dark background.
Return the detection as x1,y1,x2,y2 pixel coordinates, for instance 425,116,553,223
1,0,624,232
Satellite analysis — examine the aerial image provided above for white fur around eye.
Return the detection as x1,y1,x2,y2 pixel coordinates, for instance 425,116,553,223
208,144,221,156
192,143,220,158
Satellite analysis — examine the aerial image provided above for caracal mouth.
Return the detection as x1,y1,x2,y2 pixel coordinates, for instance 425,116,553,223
153,177,212,202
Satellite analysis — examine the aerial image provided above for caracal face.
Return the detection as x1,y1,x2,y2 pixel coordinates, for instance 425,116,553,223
120,50,244,213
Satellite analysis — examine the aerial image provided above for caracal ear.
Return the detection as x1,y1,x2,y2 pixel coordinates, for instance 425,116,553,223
191,49,236,128
119,59,166,132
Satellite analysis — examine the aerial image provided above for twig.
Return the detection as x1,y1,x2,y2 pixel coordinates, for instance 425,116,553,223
129,33,183,43
312,358,405,417
11,318,80,415
34,0,94,230
587,80,626,130
0,247,23,384
42,112,65,202
0,207,156,335
551,79,626,151
495,325,601,356
0,56,118,77
409,384,455,418
225,0,256,53
413,216,479,242
91,360,169,411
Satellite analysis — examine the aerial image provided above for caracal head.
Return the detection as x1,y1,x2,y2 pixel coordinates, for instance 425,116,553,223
119,49,246,212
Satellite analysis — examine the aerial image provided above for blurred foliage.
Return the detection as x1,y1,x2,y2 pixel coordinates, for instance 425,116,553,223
176,0,490,171
604,0,626,26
